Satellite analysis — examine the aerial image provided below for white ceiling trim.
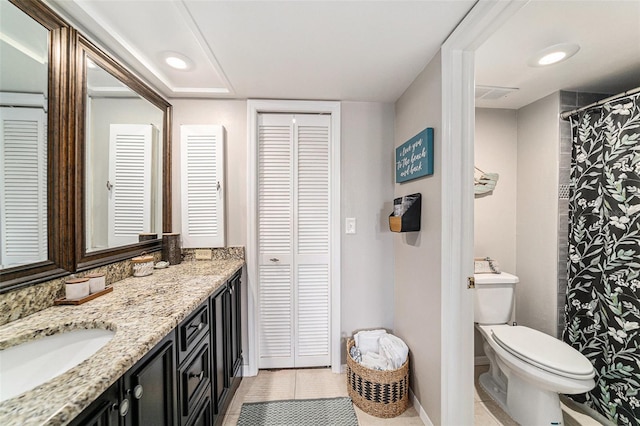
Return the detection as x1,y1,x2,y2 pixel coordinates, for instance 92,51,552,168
70,0,230,97
175,0,235,96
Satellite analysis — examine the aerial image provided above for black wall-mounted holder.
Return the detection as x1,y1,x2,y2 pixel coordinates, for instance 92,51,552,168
389,193,421,232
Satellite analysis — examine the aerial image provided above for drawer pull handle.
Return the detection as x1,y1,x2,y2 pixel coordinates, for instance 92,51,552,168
189,322,204,331
189,370,205,381
269,258,279,262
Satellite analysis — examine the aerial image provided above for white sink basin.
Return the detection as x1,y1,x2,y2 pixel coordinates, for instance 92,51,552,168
0,328,115,402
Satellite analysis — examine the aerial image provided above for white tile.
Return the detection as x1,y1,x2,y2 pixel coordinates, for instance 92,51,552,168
232,369,296,406
474,402,501,426
294,368,348,399
354,405,424,425
482,400,518,426
221,412,239,426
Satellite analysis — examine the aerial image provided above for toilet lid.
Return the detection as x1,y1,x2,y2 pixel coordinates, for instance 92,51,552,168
491,326,594,379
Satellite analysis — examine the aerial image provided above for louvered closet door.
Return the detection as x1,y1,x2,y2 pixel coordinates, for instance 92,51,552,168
108,124,152,247
257,113,331,369
0,107,47,268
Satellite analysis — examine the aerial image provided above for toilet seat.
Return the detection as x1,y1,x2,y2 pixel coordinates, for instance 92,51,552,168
490,325,594,380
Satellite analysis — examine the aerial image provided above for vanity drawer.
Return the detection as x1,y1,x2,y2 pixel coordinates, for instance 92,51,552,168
179,337,211,424
178,302,209,364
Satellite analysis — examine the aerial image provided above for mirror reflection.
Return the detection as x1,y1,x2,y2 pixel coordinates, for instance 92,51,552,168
84,56,164,252
0,0,49,269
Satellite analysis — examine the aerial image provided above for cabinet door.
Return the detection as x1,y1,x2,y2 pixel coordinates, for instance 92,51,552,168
69,380,120,426
124,333,176,426
228,272,242,383
186,389,213,426
211,287,228,415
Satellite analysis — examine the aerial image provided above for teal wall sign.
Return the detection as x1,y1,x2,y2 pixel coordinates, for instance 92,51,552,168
395,127,434,183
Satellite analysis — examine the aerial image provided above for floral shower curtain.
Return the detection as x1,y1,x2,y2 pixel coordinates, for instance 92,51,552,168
564,92,640,425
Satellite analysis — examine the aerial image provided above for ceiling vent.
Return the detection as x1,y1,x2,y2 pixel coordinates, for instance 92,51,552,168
475,85,519,100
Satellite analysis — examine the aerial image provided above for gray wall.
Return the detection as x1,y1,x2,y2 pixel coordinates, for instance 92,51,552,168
474,108,518,358
515,92,560,337
393,51,442,423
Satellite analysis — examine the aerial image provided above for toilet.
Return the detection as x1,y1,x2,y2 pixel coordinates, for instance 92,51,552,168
474,272,595,425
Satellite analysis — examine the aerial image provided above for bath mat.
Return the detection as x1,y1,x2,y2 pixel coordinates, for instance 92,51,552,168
237,397,358,426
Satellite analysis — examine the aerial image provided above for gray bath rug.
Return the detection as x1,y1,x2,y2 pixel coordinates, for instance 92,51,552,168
237,397,359,425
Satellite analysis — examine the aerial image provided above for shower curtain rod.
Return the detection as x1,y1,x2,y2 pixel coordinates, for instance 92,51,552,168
560,86,640,120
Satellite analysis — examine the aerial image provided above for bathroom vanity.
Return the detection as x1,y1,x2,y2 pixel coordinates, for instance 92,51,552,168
0,258,244,426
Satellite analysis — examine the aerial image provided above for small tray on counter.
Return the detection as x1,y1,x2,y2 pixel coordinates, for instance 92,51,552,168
54,286,113,306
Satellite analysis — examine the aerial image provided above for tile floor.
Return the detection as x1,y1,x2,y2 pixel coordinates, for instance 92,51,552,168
222,366,604,425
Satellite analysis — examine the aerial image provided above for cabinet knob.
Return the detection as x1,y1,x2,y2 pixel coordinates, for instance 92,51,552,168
133,384,144,400
119,398,130,417
189,370,205,381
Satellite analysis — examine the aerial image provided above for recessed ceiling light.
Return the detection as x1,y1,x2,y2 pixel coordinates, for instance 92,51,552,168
163,52,193,71
528,43,580,67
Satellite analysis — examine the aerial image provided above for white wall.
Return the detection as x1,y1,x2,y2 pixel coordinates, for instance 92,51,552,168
171,99,396,367
515,92,559,337
473,108,518,358
394,52,442,424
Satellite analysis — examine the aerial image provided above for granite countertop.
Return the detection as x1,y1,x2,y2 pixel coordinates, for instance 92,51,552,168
0,258,244,426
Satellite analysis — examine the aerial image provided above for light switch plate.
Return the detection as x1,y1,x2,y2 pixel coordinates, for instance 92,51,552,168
195,249,212,260
345,217,356,234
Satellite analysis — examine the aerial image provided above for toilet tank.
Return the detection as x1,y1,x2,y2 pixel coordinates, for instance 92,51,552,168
474,272,519,324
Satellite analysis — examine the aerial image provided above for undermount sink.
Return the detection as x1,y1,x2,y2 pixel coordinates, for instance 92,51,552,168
0,328,115,402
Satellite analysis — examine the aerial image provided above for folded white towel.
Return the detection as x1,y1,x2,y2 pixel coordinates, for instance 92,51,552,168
354,329,387,355
361,351,392,371
379,334,409,370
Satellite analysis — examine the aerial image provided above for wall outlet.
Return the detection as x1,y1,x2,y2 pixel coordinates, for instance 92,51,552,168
195,249,212,260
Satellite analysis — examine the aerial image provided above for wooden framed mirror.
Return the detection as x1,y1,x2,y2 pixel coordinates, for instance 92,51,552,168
74,35,172,271
0,0,74,291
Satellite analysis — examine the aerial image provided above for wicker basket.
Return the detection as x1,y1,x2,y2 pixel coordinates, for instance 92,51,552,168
346,338,409,418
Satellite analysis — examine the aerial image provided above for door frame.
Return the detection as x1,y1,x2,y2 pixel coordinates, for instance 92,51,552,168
246,99,341,375
440,0,527,424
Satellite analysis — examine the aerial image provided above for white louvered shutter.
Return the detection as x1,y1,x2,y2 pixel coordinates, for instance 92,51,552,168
294,114,331,367
108,124,152,247
258,114,294,368
0,107,47,267
180,125,225,248
257,113,331,368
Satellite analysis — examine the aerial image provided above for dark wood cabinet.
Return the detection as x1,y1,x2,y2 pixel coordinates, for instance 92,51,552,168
228,271,242,388
211,286,228,418
211,270,243,425
69,380,120,426
123,333,176,426
177,300,212,426
71,333,176,426
71,270,242,426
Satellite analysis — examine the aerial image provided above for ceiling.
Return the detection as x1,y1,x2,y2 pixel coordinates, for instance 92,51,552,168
476,0,640,109
46,0,476,103
8,1,638,108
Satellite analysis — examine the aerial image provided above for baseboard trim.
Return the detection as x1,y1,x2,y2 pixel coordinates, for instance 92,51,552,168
410,388,434,426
